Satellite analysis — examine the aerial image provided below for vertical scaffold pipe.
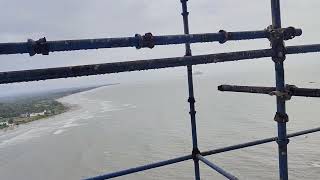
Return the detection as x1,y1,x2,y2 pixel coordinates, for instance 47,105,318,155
180,1,201,180
270,0,289,180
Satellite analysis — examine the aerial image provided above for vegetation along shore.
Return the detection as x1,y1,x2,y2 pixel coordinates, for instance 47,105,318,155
0,84,117,130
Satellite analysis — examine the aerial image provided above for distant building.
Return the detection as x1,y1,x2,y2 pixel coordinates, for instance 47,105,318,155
20,110,48,118
20,113,30,118
29,110,47,117
0,121,9,126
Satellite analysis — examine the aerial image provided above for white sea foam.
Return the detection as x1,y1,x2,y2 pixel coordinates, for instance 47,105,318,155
52,116,88,135
0,88,118,147
0,127,54,148
99,102,136,113
100,102,121,112
53,129,65,135
62,123,81,128
103,151,110,155
311,162,320,168
79,114,94,120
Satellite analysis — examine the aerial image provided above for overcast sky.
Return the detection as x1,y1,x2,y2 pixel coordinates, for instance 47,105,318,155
0,0,320,96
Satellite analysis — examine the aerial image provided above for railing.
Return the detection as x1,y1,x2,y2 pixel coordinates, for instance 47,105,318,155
1,0,320,179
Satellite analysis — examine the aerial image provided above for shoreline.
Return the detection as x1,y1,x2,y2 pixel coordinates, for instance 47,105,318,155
0,103,70,131
0,84,111,131
0,102,79,132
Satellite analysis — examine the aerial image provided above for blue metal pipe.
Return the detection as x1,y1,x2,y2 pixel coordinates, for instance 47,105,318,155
84,127,320,180
181,0,198,150
0,29,302,56
84,154,192,180
286,44,320,54
193,159,201,180
271,0,282,29
0,48,271,84
270,1,289,179
2,43,320,84
180,0,201,180
197,154,239,180
201,127,320,157
218,85,320,98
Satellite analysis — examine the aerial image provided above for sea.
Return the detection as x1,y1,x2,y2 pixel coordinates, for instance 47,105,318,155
0,64,319,180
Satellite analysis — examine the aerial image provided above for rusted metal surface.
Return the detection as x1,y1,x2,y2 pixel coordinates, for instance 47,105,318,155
218,85,275,94
0,28,301,56
196,155,239,180
180,1,201,179
85,154,193,180
218,84,320,98
274,112,289,123
1,43,320,84
270,2,289,177
0,48,274,84
200,127,320,157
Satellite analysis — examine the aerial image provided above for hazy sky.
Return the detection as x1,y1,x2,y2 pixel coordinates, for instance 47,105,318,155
0,0,320,96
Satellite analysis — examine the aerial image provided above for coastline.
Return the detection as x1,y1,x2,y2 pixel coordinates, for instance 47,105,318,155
0,84,112,131
0,101,70,131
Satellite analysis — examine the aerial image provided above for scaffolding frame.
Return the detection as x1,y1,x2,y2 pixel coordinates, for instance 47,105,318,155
1,0,320,179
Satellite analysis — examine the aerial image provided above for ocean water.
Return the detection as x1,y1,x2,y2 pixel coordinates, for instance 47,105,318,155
0,70,319,180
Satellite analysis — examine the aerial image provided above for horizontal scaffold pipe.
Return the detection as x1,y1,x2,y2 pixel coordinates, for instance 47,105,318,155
218,85,320,98
84,154,192,180
201,127,320,157
0,27,302,56
83,127,320,180
196,155,239,180
1,43,320,84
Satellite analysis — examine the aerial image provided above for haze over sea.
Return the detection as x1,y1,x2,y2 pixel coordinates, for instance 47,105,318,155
0,61,319,180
